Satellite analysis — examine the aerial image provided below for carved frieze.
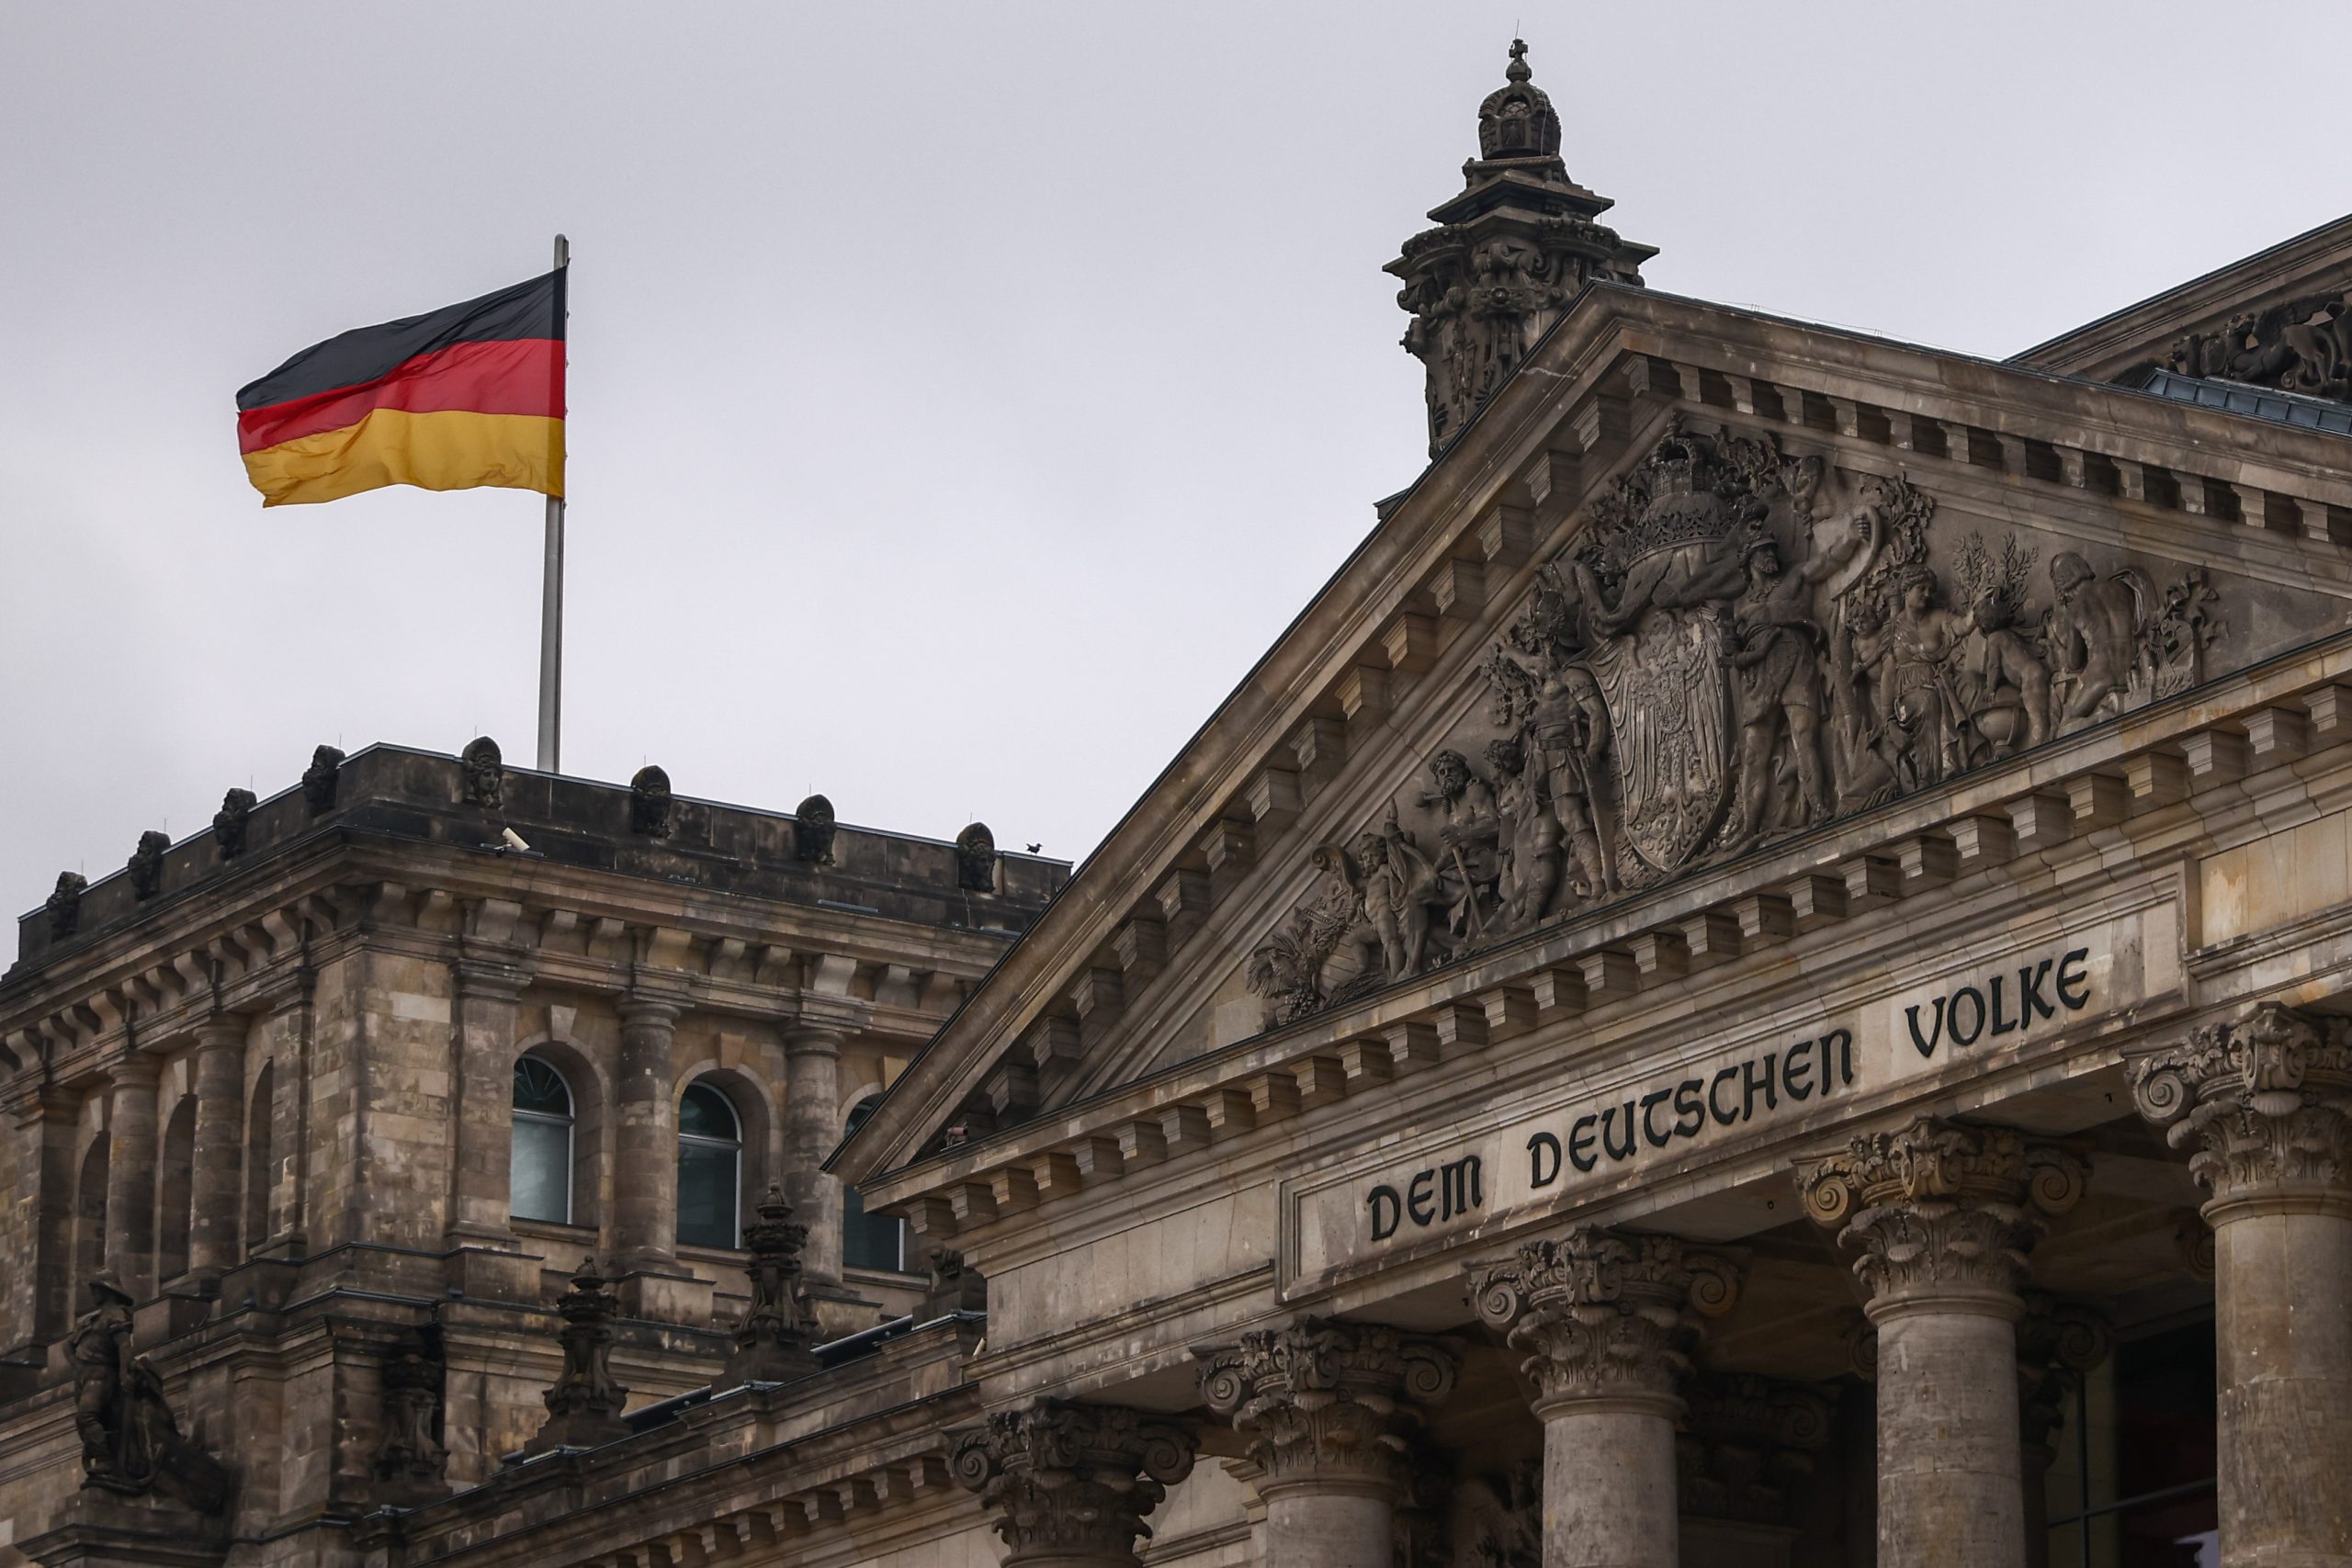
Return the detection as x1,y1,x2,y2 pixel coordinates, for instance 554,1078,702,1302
1465,1227,1738,1409
2126,1000,2352,1207
1247,421,2228,1030
948,1399,1195,1564
1195,1319,1457,1492
1798,1117,2086,1305
2163,288,2352,402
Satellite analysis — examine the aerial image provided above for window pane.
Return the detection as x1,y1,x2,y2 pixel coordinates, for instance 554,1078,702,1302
680,1082,738,1140
677,1141,739,1249
842,1183,904,1271
511,1117,571,1224
514,1057,571,1115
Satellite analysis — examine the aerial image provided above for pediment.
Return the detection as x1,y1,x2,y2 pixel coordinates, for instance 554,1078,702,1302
836,281,2352,1190
2014,211,2352,390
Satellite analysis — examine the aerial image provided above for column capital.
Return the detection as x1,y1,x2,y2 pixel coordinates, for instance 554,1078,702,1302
616,990,685,1028
1797,1116,2086,1318
191,1012,246,1055
1194,1318,1457,1497
106,1047,162,1089
779,1021,847,1056
451,957,530,1003
2016,1292,2111,1459
1466,1226,1739,1416
2126,999,2352,1218
949,1398,1196,1565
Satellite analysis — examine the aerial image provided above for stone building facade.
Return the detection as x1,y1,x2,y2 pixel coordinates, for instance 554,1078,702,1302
9,39,2352,1568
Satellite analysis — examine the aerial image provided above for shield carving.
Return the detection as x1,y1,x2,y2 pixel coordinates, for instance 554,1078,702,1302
1583,600,1734,883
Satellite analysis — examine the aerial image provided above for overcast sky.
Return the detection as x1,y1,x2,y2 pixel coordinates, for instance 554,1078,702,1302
4,2,2347,919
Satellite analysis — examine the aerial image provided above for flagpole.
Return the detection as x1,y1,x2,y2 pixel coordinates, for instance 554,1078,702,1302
537,233,569,774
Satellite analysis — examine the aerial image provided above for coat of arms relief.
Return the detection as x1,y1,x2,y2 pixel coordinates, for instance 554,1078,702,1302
1247,420,2227,1029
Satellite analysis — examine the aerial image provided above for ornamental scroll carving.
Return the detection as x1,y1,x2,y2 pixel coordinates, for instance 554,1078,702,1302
1194,1320,1458,1492
1464,1227,1739,1408
948,1400,1195,1564
2163,288,2352,402
2125,1000,2352,1206
1797,1117,2086,1305
1248,422,2226,1028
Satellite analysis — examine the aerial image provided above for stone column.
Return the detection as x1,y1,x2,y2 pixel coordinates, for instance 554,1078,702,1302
1798,1117,2086,1568
2126,1001,2352,1567
186,1015,247,1281
781,1023,843,1286
949,1398,1197,1568
101,1051,162,1299
2015,1293,2111,1568
1467,1228,1741,1568
447,961,526,1247
1195,1319,1458,1566
9,1083,78,1345
255,976,314,1258
612,994,682,1273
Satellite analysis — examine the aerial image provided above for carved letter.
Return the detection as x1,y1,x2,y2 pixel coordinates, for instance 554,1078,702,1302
1641,1089,1676,1148
1369,1186,1401,1241
1782,1039,1815,1101
1672,1078,1705,1137
1441,1156,1485,1221
1949,987,1986,1047
1568,1114,1600,1173
1742,1055,1779,1120
2019,960,2057,1024
2057,948,2092,1010
1906,998,1947,1059
1528,1132,1562,1189
1600,1103,1637,1161
1990,974,2018,1037
1408,1169,1437,1226
1825,1028,1856,1089
1709,1066,1741,1126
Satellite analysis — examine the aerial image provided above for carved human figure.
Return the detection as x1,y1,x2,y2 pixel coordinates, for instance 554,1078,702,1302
459,736,503,808
1826,601,1902,810
128,830,169,901
628,765,673,839
1724,536,1838,846
1950,592,2053,761
70,1274,231,1510
300,744,345,815
212,788,256,858
2042,553,2148,728
1421,750,1501,939
1484,738,1561,931
46,872,86,940
1856,566,1974,788
1348,807,1450,979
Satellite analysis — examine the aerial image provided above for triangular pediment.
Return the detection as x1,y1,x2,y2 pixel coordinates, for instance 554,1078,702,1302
2014,212,2352,390
836,277,2352,1190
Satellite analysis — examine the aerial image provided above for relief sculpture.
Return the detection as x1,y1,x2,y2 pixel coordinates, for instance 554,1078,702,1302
1247,420,2228,1029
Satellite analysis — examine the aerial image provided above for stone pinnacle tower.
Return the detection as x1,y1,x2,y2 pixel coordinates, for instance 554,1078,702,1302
1387,39,1655,455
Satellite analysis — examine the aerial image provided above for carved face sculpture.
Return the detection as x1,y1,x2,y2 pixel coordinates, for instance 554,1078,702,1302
1901,569,1936,613
1430,750,1471,798
2051,552,2095,604
1970,592,2010,632
1747,540,1782,581
1783,457,1822,511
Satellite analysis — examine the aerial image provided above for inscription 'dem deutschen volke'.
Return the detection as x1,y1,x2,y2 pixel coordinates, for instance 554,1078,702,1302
1362,943,2095,1244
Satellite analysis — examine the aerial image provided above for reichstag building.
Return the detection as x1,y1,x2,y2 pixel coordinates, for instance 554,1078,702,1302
7,39,2352,1568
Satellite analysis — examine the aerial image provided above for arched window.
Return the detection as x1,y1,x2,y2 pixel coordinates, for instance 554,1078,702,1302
676,1081,742,1250
511,1056,575,1225
842,1097,906,1272
243,1063,275,1255
157,1095,196,1282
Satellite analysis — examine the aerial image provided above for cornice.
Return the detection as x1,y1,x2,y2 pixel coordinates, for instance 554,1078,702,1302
845,284,2352,1181
862,627,2352,1243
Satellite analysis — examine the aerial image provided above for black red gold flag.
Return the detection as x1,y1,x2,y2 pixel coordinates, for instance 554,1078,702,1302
235,269,565,507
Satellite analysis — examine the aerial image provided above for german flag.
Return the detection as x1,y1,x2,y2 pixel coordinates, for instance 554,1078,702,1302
236,269,564,507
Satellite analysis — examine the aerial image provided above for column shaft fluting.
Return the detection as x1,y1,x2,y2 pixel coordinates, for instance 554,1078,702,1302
187,1017,246,1278
613,997,681,1271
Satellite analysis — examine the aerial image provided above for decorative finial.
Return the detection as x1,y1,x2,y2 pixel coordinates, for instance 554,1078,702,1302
1507,38,1530,81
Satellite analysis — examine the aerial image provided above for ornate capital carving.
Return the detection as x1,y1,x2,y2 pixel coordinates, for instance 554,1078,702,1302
1194,1319,1457,1495
1797,1117,2085,1312
2016,1292,2111,1461
1679,1373,1836,1526
2126,1001,2352,1214
949,1400,1195,1564
1465,1226,1740,1413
